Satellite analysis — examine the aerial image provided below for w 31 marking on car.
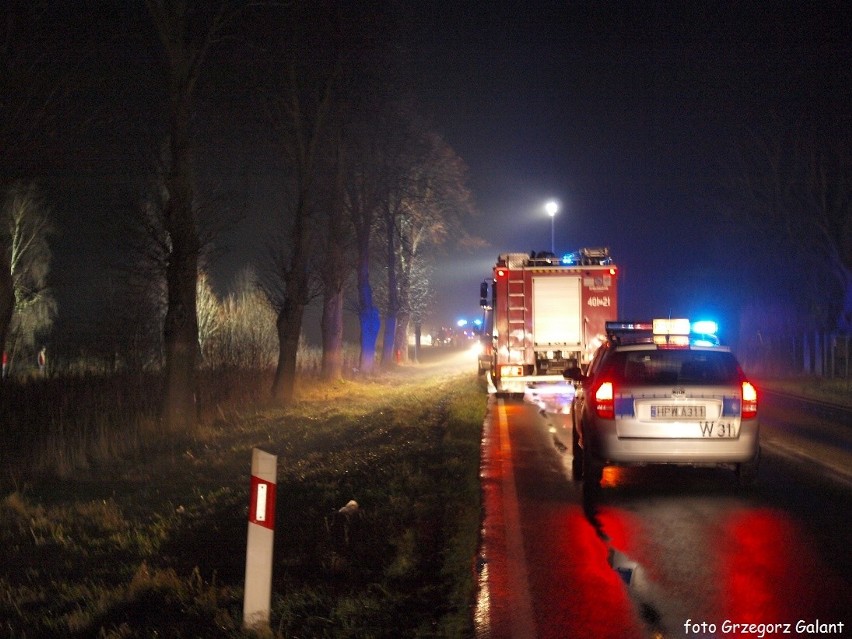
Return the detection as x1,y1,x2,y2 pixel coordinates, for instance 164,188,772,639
699,421,737,438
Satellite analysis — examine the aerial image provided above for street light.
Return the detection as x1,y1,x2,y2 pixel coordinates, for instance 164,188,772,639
545,200,558,253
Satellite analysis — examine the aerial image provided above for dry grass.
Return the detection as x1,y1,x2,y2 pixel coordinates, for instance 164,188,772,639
757,375,852,406
0,347,487,638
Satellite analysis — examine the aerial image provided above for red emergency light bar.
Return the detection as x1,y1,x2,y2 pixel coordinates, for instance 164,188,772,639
606,321,653,332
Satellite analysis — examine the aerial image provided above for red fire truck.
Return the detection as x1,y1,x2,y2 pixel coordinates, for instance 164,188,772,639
479,248,619,393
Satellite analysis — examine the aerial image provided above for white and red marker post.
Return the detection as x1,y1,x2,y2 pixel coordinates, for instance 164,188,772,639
243,448,278,631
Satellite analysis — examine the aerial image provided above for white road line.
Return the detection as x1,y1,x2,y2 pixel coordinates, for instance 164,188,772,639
497,399,538,638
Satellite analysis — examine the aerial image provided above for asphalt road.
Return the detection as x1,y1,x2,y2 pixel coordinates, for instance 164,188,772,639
475,394,852,639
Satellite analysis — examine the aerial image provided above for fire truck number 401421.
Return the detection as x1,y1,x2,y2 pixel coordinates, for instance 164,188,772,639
477,248,618,394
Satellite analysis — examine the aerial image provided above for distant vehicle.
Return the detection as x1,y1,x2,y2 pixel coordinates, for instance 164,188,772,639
562,319,760,487
432,327,453,346
432,326,477,348
479,248,618,394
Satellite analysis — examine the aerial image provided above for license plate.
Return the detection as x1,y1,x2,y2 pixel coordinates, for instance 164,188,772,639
651,405,705,419
698,421,738,438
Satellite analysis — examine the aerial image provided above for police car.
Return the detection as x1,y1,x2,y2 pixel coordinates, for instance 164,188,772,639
563,319,760,487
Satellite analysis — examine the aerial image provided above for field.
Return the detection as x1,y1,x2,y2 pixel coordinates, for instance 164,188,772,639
0,349,487,638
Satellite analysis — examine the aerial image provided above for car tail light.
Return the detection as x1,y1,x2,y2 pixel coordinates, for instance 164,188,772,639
594,381,614,419
741,381,757,419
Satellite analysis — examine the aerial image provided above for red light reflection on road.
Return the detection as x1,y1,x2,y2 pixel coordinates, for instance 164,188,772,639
538,508,645,639
476,400,646,638
720,508,851,623
586,474,850,632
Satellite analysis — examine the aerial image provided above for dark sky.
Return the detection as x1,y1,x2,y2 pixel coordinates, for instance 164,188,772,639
22,1,851,348
389,1,850,340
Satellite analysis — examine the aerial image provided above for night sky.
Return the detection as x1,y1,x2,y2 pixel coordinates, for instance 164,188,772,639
17,1,852,349
394,1,850,341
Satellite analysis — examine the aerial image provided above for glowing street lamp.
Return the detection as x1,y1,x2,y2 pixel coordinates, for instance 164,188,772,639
545,200,558,253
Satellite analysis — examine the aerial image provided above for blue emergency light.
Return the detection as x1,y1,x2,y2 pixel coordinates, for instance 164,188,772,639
691,320,718,335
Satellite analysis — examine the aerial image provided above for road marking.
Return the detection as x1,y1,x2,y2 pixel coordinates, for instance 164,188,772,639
497,399,537,638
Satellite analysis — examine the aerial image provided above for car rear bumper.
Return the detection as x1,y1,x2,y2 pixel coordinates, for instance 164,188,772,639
590,419,760,465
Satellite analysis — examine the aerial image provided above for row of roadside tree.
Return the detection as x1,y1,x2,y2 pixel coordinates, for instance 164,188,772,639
0,3,479,435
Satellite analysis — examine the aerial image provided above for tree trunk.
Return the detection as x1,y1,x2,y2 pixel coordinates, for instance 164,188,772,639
394,259,412,365
0,250,12,376
413,322,422,363
272,299,304,404
271,196,311,404
382,210,398,367
381,315,397,366
321,285,345,380
146,0,224,434
357,246,379,374
359,306,380,373
394,312,410,365
161,82,199,433
162,250,198,431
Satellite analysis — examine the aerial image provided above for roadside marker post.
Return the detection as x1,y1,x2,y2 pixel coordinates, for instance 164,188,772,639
243,448,278,631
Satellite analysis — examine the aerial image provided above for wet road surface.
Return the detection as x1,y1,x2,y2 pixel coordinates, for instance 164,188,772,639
475,396,851,638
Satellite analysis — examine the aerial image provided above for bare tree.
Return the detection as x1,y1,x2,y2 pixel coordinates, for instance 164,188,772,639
146,0,232,430
406,256,434,362
0,7,72,366
346,130,384,374
318,139,352,381
258,12,344,403
727,114,851,328
344,100,417,373
378,120,417,368
1,183,57,373
381,127,477,364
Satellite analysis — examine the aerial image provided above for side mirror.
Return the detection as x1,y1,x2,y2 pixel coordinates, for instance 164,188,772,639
563,366,585,382
479,281,489,308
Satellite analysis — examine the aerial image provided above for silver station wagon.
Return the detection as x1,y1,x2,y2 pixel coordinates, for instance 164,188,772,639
563,319,760,487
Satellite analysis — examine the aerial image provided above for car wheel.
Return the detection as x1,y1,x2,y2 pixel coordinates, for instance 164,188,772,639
737,447,760,487
571,424,583,481
583,441,603,487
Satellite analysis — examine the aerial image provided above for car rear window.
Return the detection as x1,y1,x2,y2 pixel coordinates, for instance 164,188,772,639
608,350,742,385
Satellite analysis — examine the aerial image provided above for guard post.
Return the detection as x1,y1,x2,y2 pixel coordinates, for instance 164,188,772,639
243,448,277,631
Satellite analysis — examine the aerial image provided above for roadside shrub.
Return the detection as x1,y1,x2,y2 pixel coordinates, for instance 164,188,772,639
0,340,362,478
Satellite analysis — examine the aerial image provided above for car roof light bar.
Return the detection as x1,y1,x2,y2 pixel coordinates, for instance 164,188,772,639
606,318,722,347
652,318,691,335
606,321,653,333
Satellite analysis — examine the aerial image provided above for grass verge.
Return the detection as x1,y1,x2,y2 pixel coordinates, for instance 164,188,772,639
756,375,852,407
0,367,487,638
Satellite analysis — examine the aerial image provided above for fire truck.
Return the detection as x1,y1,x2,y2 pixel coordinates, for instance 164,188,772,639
479,248,618,393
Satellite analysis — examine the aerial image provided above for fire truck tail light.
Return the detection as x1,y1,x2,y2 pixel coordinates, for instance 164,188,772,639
500,365,523,377
594,381,615,419
741,382,757,419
